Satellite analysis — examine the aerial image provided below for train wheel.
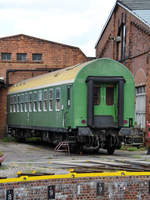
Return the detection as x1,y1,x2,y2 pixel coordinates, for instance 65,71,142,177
106,135,116,155
107,147,115,155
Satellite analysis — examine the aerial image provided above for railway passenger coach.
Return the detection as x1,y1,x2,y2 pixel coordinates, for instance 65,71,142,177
7,58,135,154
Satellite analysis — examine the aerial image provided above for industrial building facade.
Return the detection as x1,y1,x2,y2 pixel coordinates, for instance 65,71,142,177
95,0,150,131
0,34,88,136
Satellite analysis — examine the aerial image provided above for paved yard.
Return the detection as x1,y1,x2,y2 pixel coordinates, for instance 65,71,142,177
0,140,149,178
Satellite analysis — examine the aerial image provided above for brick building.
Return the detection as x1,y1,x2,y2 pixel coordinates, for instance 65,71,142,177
95,0,150,131
0,34,88,136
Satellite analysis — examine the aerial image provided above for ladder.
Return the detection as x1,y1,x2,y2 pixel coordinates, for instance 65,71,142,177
55,141,70,154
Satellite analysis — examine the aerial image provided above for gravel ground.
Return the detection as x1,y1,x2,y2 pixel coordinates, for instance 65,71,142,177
0,140,149,178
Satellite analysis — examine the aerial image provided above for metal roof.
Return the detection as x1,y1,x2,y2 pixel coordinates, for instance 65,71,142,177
118,0,150,25
118,0,150,10
133,10,150,25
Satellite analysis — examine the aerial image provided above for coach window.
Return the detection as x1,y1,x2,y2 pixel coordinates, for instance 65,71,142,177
13,95,17,112
18,95,21,112
93,85,100,105
17,95,20,112
38,90,42,112
29,93,32,112
12,96,14,112
20,94,24,112
24,93,28,112
49,89,53,111
106,85,114,105
33,92,38,112
67,86,71,106
43,90,48,111
56,88,61,111
10,96,13,112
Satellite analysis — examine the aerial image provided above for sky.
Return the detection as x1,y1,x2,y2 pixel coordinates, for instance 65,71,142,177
0,0,116,57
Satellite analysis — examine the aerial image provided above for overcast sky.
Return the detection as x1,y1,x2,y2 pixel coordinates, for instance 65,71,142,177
0,0,116,57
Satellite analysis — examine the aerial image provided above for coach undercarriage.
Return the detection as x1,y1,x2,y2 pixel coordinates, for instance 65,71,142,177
8,126,122,155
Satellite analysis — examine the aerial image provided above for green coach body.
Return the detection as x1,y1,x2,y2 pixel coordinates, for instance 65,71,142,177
7,58,135,154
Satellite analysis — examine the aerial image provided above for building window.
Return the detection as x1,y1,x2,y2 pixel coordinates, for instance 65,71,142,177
1,53,11,61
116,14,126,61
56,88,61,111
136,86,145,95
32,54,42,61
17,53,27,61
43,90,48,111
49,89,53,111
121,24,126,61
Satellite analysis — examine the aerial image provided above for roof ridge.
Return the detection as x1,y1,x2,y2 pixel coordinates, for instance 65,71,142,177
0,34,79,50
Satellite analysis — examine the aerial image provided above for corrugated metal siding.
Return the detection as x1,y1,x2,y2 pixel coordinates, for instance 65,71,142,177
118,0,150,27
133,10,150,25
118,0,150,10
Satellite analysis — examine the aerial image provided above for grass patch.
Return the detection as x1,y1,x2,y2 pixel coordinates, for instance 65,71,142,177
3,136,16,142
121,145,146,151
26,137,41,142
0,164,9,170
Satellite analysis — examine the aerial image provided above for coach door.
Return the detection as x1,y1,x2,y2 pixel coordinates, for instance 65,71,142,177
86,76,125,128
93,84,117,128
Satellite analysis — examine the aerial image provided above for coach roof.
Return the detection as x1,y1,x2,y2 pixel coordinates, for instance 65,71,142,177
8,61,91,94
8,58,134,95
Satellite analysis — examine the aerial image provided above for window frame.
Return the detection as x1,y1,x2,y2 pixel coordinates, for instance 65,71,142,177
93,85,100,106
20,94,24,112
49,88,53,111
38,90,43,112
1,53,11,61
28,93,32,112
33,92,38,112
32,53,42,62
17,95,20,112
106,85,114,106
55,88,61,111
17,53,27,61
67,86,71,107
43,89,48,111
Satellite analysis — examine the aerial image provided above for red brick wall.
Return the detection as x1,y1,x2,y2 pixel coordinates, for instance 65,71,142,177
96,4,150,131
96,5,150,78
0,34,88,137
0,175,150,199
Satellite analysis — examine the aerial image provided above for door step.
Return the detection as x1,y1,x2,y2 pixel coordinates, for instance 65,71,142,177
55,141,70,154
